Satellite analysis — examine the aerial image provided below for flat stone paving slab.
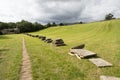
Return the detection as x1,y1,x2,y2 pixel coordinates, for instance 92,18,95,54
70,49,96,58
89,58,112,67
100,75,120,80
71,44,85,49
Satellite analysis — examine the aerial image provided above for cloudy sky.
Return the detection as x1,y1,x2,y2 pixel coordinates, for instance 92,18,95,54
0,0,120,24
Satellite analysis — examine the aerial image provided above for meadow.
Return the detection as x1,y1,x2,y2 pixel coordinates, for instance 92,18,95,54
25,19,120,80
0,19,120,80
0,34,22,80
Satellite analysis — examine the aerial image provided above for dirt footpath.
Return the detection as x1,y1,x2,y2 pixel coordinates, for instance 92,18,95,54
20,38,33,80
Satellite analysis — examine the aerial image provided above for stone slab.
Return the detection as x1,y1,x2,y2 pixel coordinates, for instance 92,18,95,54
70,49,96,58
71,44,85,49
89,58,112,67
100,75,120,80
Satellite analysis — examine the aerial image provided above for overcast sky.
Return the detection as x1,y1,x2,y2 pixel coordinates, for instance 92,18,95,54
0,0,120,24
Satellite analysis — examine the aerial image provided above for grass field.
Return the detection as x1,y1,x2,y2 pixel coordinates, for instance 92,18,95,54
0,34,22,80
24,19,120,80
0,19,120,80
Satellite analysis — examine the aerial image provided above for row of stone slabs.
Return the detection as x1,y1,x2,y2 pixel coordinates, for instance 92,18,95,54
26,33,113,67
69,45,112,68
25,33,66,46
69,45,120,79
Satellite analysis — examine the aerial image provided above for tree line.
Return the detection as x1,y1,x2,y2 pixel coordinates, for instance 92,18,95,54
0,20,65,35
0,20,45,34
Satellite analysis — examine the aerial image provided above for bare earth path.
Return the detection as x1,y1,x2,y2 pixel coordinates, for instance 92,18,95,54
20,37,33,80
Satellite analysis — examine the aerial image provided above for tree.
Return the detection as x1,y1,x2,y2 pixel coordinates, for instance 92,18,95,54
16,20,33,32
0,22,4,30
7,22,16,28
80,22,83,24
0,22,9,30
0,31,3,35
46,22,52,27
105,13,114,20
52,22,57,26
59,23,64,26
33,22,44,30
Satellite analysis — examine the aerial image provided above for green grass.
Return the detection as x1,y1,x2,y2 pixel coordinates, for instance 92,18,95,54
0,20,119,80
24,19,120,80
0,34,22,80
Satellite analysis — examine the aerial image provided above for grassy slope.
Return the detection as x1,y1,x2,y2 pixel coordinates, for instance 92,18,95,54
0,34,22,80
25,19,120,80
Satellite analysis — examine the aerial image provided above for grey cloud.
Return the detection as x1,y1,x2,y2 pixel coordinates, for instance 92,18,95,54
34,0,86,23
34,0,120,23
0,0,120,23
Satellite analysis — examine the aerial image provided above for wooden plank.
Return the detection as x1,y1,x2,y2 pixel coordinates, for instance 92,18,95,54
100,75,120,80
70,49,96,58
89,58,112,67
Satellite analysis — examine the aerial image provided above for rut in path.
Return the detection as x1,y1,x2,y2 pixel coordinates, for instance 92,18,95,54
20,38,33,80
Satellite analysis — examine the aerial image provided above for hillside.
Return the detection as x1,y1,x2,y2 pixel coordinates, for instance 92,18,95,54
24,19,120,80
32,19,120,53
